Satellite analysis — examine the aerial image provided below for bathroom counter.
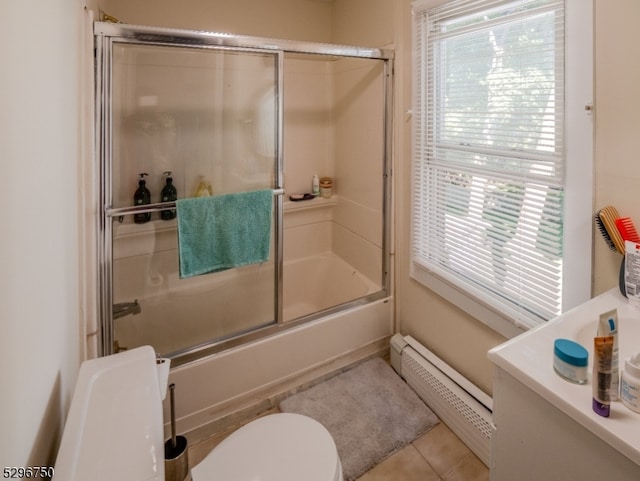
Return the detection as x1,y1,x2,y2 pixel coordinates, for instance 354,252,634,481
488,288,640,480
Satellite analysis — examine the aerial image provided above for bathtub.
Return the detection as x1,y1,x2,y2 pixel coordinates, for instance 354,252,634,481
114,251,381,356
488,288,640,480
283,253,380,321
165,294,392,442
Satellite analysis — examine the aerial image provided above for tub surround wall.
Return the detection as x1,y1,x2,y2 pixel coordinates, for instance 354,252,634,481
284,54,386,285
283,197,336,259
284,57,333,196
333,57,386,285
111,42,277,206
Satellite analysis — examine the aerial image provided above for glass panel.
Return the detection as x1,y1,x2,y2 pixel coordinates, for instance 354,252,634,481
281,54,386,322
110,43,278,355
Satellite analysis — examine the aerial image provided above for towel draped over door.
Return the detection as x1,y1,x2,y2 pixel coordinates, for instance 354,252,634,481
176,189,273,278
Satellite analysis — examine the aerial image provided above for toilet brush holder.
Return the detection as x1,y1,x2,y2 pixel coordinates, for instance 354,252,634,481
165,435,189,481
165,436,189,481
164,383,190,481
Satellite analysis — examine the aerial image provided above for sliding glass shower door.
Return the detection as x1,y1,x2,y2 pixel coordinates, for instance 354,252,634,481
96,22,394,366
98,34,283,358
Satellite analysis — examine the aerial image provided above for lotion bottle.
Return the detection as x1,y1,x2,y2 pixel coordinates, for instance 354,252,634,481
133,173,151,224
312,174,320,196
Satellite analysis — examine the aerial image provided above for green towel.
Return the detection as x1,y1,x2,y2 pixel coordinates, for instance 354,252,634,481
176,189,273,278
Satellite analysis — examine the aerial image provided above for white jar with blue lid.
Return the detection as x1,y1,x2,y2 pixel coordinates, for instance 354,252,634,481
553,338,589,384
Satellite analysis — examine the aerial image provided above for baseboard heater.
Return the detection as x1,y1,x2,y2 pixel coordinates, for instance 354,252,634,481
390,334,493,467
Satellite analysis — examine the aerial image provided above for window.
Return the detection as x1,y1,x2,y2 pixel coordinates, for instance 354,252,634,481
411,0,592,335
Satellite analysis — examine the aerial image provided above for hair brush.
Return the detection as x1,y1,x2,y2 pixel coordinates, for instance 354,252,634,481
596,206,625,254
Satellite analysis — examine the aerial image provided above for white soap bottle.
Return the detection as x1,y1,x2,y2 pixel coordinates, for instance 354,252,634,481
312,174,320,196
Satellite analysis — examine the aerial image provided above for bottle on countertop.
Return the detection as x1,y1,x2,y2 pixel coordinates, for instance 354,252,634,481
312,174,320,197
133,173,151,224
160,171,177,220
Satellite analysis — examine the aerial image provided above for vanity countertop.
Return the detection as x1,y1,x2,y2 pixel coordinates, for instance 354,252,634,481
488,288,640,465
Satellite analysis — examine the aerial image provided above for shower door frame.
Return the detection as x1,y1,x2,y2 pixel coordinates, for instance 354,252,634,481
95,22,394,366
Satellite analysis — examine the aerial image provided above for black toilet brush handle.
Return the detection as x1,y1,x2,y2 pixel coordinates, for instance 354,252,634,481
169,383,177,449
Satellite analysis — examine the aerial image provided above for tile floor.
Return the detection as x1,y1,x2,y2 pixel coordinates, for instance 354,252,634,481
189,408,489,481
355,422,489,481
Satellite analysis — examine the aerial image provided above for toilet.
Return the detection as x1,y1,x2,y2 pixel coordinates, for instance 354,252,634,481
53,346,343,481
192,412,342,481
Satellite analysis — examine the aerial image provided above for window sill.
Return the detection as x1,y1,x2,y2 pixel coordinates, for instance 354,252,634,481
410,260,527,340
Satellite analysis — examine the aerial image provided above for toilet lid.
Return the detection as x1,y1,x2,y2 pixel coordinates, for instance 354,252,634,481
191,413,342,481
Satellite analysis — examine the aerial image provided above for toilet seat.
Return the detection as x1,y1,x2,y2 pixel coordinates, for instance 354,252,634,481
191,413,343,481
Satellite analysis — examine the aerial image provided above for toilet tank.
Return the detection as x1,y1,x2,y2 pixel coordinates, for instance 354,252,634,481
53,346,165,481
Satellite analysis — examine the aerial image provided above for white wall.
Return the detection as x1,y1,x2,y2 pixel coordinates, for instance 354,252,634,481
332,0,394,47
102,0,333,42
0,0,97,469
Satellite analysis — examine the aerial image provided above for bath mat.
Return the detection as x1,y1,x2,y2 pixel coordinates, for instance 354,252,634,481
279,357,439,480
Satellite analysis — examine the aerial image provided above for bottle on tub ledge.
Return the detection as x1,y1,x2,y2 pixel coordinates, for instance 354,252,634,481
160,171,177,220
193,176,213,197
319,176,333,198
133,172,151,224
312,174,320,197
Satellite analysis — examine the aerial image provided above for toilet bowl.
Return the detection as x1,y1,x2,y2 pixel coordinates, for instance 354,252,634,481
192,413,343,481
54,346,343,481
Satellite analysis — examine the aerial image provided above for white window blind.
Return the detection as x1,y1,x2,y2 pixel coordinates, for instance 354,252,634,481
412,0,569,330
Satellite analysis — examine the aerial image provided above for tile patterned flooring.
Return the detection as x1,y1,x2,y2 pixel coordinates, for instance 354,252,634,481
189,408,489,481
355,422,489,481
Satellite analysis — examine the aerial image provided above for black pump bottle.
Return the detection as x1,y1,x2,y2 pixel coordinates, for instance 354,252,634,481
133,173,151,224
160,171,177,220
